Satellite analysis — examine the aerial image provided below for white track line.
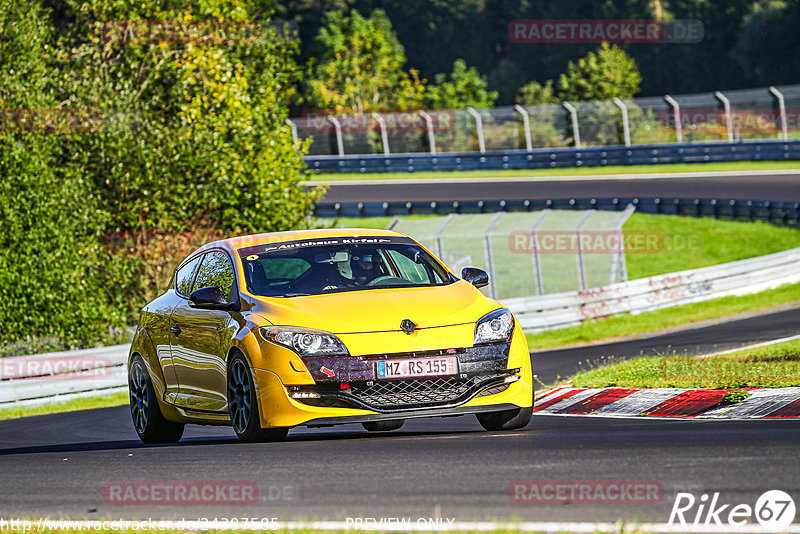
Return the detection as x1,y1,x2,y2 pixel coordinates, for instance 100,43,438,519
697,334,800,359
304,168,800,187
21,519,800,533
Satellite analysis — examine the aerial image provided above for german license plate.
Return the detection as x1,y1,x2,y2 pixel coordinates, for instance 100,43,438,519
375,356,457,379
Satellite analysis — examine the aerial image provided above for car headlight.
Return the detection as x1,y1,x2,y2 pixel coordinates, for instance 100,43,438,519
474,308,514,345
260,326,349,356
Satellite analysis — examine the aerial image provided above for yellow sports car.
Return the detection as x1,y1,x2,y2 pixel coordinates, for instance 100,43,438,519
128,229,533,443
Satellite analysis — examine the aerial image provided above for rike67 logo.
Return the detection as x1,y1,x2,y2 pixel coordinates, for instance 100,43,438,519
669,490,796,530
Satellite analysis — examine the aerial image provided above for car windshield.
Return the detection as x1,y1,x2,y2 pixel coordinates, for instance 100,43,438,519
237,236,453,297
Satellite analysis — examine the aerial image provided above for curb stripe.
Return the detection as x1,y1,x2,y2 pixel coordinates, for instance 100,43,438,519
557,388,639,414
534,387,800,419
534,388,588,411
765,396,800,417
698,387,800,418
641,389,731,417
594,388,690,416
537,388,603,413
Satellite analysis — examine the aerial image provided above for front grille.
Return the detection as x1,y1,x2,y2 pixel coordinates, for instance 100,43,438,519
348,375,489,410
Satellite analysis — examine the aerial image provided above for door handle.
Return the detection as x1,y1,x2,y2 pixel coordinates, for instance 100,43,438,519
171,326,181,335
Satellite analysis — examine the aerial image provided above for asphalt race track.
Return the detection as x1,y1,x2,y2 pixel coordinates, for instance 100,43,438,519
2,308,800,523
314,172,800,204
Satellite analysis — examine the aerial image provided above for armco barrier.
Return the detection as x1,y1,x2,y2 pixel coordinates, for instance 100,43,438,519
305,139,800,174
2,247,800,407
314,197,800,227
0,345,129,408
506,246,800,332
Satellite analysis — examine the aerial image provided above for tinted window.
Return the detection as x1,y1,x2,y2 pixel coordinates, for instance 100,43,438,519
175,255,202,297
192,251,236,301
239,238,452,297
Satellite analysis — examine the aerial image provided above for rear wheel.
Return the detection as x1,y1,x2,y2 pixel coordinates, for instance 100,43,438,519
227,352,289,443
129,355,184,444
476,405,532,431
362,419,404,432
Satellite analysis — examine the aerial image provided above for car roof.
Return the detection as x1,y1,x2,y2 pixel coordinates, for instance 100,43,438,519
195,228,409,255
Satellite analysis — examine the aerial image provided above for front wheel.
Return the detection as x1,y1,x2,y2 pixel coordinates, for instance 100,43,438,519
476,405,533,431
227,353,289,443
129,355,184,444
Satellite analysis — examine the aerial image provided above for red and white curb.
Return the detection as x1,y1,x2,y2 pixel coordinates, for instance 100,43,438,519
535,386,800,418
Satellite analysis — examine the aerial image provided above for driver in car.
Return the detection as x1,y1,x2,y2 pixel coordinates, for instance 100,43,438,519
349,250,384,286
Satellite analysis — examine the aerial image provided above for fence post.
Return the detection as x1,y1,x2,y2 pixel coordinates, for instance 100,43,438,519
466,107,486,154
418,110,437,155
769,86,789,141
482,212,505,299
530,209,552,295
514,104,533,151
371,112,390,156
714,91,734,142
562,102,581,148
433,213,456,258
574,210,595,290
285,118,298,144
613,98,631,147
326,114,345,157
664,95,683,143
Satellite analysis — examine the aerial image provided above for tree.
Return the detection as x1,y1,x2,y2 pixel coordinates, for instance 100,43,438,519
304,9,426,113
557,43,642,102
0,0,116,348
516,80,558,105
425,59,498,109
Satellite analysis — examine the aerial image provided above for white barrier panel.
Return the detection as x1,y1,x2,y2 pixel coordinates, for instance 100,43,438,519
506,246,800,332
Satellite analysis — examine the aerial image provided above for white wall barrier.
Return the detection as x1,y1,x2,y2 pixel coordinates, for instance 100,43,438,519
2,246,800,407
506,246,800,333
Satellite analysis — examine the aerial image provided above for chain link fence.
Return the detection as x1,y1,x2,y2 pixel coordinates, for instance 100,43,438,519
388,207,635,299
289,84,800,156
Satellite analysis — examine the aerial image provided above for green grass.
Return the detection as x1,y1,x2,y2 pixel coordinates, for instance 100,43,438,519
0,391,128,420
527,280,800,350
306,160,800,181
570,339,800,389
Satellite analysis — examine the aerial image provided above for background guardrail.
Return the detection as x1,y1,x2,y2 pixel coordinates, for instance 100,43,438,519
506,246,800,333
0,345,129,408
305,139,800,174
314,197,800,227
3,246,800,407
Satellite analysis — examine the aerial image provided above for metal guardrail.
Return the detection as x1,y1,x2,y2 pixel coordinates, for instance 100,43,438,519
3,246,800,407
506,246,800,332
315,197,800,227
0,345,129,408
305,139,800,174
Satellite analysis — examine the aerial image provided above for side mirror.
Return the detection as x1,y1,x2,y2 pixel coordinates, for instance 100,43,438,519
461,267,489,289
189,286,238,311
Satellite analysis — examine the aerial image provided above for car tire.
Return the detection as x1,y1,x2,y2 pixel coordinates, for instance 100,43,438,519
362,419,404,432
129,355,185,444
227,352,289,443
476,405,533,431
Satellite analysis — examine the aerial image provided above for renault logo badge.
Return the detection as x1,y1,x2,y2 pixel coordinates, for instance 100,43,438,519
400,319,417,335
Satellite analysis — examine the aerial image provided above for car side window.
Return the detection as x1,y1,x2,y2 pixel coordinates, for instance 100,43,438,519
387,249,430,283
175,255,202,297
192,251,236,301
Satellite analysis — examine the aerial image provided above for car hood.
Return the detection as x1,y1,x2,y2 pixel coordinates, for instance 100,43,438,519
250,280,500,334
